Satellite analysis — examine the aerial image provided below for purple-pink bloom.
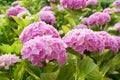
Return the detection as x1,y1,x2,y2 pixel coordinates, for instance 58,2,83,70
87,12,111,26
41,6,52,11
98,31,119,53
63,29,104,54
103,8,113,14
81,18,88,25
60,0,87,9
20,21,60,43
6,6,30,18
12,1,19,6
39,11,56,25
0,54,19,69
86,0,98,6
74,24,87,29
114,23,120,32
21,36,67,67
113,0,120,7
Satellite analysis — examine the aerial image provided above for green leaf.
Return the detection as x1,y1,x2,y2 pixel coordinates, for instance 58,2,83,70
62,25,70,34
41,70,59,80
77,56,103,80
0,76,9,80
0,44,13,53
57,64,76,80
14,60,26,80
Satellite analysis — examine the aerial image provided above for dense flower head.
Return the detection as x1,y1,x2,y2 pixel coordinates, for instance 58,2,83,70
12,1,19,6
103,8,113,14
6,6,30,18
20,21,60,43
81,18,88,25
115,36,120,50
86,0,98,6
98,31,119,53
87,12,111,26
63,29,105,54
21,36,67,67
60,0,87,9
114,23,120,32
113,0,120,7
0,54,19,69
39,11,56,25
74,24,87,29
48,0,58,2
112,8,120,12
41,6,52,11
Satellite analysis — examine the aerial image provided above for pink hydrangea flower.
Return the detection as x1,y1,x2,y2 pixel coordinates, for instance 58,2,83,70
20,21,60,43
112,8,120,12
6,6,30,18
48,0,58,2
41,6,52,11
103,8,113,14
114,23,120,32
115,36,120,50
39,11,56,25
12,1,19,6
81,18,88,25
74,24,87,29
21,36,67,67
87,0,98,6
113,0,120,7
98,31,119,53
60,0,87,9
63,29,104,54
87,12,111,26
0,54,19,69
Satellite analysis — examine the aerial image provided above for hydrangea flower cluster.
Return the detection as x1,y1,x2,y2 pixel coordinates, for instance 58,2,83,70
82,12,111,26
39,6,56,25
97,31,119,53
60,0,87,9
103,8,113,14
21,36,67,66
63,29,120,54
74,24,87,29
114,23,120,32
0,54,19,69
113,0,120,7
86,0,98,6
63,29,105,54
48,0,58,2
6,6,30,18
12,1,19,6
20,21,60,43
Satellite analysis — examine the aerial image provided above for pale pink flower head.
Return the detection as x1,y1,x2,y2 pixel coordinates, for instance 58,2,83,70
48,0,58,2
0,54,19,69
20,22,60,43
114,36,120,50
103,8,113,14
114,23,120,32
113,0,120,7
98,31,119,53
12,1,19,6
81,18,88,25
63,29,105,54
39,11,56,25
60,0,87,9
87,0,98,6
41,6,52,11
6,6,30,18
74,24,87,29
21,36,67,67
112,8,120,12
87,12,111,26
